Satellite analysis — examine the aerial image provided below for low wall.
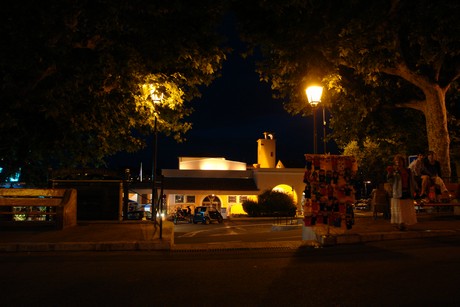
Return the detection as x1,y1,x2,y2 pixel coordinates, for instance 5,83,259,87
0,188,77,229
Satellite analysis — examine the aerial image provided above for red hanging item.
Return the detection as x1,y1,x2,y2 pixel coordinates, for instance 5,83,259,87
331,156,338,171
313,156,321,170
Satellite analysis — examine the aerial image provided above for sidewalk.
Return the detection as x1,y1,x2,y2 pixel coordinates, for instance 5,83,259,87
333,211,460,245
1,211,459,252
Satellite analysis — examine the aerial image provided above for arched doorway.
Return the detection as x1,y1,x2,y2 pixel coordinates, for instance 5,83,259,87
272,184,298,204
202,194,221,210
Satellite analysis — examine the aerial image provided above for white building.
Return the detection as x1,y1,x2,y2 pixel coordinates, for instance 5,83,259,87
129,133,306,218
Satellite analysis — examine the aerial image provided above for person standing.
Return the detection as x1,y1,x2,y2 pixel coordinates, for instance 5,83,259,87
387,154,417,231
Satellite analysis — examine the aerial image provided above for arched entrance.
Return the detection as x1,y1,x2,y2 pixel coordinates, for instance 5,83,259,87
272,184,298,204
202,194,221,210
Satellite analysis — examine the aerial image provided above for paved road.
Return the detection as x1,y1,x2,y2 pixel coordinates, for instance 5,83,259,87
1,211,459,252
174,219,302,244
1,236,459,306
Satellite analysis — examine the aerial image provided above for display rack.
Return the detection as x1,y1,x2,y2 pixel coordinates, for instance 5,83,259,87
302,154,357,237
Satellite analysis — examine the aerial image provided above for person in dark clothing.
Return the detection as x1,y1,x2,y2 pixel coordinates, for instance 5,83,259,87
420,151,448,200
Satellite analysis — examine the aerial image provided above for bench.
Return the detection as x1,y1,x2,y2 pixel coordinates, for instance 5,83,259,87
0,188,77,229
416,183,460,215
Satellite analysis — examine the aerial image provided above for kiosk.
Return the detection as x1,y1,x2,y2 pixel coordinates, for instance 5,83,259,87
302,154,358,243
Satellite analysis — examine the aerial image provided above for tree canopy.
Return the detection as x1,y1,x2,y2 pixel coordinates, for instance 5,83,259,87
0,0,230,184
2,0,459,186
233,0,460,180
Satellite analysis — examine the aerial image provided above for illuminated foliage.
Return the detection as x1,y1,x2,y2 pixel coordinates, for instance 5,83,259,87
233,0,460,177
0,0,229,183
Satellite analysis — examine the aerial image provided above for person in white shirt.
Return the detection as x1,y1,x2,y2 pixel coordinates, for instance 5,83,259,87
408,153,424,197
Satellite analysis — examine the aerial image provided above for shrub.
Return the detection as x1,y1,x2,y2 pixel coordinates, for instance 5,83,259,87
243,190,296,217
242,200,260,217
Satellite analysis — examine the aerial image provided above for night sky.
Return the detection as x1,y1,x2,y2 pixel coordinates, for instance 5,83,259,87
109,52,335,173
108,15,338,174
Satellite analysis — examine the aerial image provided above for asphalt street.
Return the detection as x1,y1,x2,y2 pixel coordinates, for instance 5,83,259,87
1,211,460,252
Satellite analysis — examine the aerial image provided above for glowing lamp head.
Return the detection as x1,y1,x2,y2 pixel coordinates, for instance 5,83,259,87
306,86,323,107
150,88,163,104
142,84,164,104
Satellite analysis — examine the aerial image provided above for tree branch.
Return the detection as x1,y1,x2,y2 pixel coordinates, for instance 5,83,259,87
394,99,426,113
451,70,460,84
432,53,444,82
380,61,431,90
31,65,57,90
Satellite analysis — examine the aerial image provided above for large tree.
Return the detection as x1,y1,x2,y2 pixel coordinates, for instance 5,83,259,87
0,0,229,184
233,0,460,179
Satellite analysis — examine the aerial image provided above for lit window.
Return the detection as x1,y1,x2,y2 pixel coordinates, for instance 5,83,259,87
186,195,195,203
175,195,184,203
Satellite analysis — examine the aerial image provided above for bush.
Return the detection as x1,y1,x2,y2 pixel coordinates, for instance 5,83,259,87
242,200,260,217
242,190,296,217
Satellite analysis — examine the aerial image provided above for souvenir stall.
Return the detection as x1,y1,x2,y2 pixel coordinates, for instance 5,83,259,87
302,154,358,242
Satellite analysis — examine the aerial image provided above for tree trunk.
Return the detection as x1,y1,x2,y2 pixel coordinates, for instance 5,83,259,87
423,85,451,180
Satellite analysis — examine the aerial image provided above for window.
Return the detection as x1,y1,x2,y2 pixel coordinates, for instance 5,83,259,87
228,196,237,203
239,196,248,203
186,195,195,203
175,195,184,203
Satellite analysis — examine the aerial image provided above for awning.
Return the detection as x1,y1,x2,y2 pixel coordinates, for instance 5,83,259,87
162,177,259,192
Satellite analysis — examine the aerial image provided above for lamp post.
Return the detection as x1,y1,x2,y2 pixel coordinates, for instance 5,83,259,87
322,106,327,154
306,85,323,154
152,114,158,218
148,87,163,236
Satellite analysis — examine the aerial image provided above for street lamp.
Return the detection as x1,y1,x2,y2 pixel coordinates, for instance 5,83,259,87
147,87,163,230
306,85,323,154
322,107,327,154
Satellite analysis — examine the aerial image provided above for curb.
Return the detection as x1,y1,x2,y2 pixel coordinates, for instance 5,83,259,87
1,230,458,252
0,240,172,252
171,240,321,252
334,229,459,245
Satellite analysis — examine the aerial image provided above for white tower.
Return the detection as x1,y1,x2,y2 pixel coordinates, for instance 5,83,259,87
257,132,276,168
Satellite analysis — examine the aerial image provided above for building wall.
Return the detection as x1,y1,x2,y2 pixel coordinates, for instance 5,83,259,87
253,168,306,211
130,188,258,218
257,138,276,168
129,168,307,218
165,193,258,217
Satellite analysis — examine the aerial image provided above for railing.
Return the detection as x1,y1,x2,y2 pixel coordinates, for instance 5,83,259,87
272,212,298,225
0,189,77,229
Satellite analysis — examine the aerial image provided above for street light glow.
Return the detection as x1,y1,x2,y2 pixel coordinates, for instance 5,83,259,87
141,84,164,104
306,85,323,107
150,88,164,103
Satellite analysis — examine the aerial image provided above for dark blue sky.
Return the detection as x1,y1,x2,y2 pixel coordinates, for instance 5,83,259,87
108,15,337,173
109,52,332,172
162,53,313,167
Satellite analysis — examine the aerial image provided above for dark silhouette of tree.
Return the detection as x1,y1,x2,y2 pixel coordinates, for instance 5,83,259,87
0,0,230,183
233,0,459,178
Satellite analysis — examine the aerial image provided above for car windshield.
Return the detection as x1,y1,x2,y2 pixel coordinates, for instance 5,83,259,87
196,207,207,212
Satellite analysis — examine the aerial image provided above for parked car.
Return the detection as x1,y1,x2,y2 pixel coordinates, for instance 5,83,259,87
126,210,152,220
193,206,223,224
353,198,371,210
